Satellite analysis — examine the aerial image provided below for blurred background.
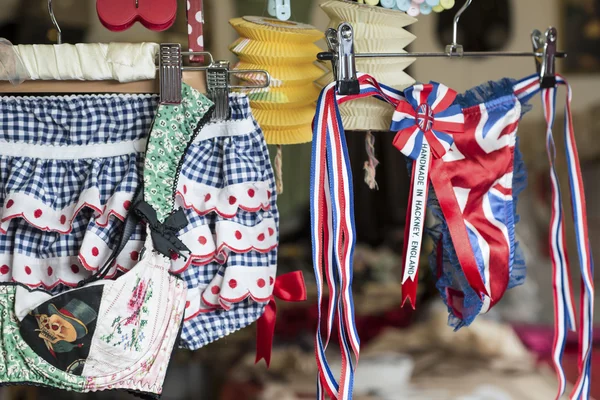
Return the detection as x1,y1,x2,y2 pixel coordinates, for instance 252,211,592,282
1,0,599,399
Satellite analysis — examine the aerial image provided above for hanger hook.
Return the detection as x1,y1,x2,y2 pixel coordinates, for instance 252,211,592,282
47,0,62,44
452,0,472,47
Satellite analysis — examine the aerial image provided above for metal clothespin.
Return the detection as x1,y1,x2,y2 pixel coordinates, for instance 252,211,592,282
159,43,183,104
207,60,230,121
532,27,558,89
318,23,360,96
268,0,292,21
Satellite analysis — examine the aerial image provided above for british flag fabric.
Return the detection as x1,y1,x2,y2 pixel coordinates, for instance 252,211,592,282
422,79,529,328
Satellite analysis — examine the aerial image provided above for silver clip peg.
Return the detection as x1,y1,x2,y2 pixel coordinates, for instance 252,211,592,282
337,23,359,95
159,43,183,105
532,27,558,89
207,61,230,121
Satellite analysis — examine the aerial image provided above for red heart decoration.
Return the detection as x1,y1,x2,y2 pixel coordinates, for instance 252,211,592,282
97,0,177,32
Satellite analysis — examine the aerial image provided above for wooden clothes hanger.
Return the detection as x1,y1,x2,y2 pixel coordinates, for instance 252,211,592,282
0,0,270,103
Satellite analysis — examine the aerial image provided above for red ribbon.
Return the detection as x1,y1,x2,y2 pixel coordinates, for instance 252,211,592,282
255,271,307,367
429,162,489,297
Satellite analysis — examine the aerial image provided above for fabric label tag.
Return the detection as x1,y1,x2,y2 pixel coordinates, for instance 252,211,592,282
402,142,431,284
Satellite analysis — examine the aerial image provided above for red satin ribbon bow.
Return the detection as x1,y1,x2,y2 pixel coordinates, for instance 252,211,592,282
255,271,307,367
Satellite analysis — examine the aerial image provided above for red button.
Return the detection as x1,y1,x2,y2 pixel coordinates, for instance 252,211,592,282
0,265,9,275
47,266,53,276
185,301,190,309
204,193,211,202
211,286,220,295
123,200,132,210
257,278,266,288
269,276,274,285
24,266,31,275
235,231,242,240
60,215,67,225
229,196,237,205
92,247,100,257
268,228,275,236
71,264,80,274
183,185,188,194
228,279,237,289
130,251,139,261
34,209,43,218
257,233,265,242
248,189,255,198
5,200,13,208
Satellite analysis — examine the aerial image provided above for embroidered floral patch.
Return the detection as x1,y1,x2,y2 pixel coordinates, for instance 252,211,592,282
144,84,213,222
100,277,153,352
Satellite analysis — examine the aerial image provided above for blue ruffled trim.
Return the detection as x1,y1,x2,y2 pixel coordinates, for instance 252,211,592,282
508,136,527,289
454,78,533,117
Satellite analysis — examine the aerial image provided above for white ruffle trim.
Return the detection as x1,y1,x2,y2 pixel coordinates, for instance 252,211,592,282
175,179,272,218
0,189,134,234
0,218,278,290
184,265,276,321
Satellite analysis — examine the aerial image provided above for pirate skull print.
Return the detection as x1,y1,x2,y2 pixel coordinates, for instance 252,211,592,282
20,286,102,375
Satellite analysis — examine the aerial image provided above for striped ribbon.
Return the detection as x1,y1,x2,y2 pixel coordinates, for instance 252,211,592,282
514,74,595,400
311,74,403,399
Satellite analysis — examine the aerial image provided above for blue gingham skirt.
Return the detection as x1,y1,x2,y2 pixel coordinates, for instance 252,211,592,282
0,93,278,349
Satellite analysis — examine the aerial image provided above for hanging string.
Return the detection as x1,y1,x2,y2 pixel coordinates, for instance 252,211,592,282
274,144,284,195
363,131,379,190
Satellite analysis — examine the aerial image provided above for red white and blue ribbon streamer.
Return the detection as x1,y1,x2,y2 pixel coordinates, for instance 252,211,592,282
390,82,465,307
311,73,402,399
515,74,594,400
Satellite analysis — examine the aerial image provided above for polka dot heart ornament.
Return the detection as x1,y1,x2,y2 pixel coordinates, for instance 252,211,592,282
97,0,177,32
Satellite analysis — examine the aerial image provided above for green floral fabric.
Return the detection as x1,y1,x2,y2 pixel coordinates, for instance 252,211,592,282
144,83,213,222
0,286,86,391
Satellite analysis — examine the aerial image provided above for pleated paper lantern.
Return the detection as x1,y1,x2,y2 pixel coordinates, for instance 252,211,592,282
230,16,324,145
317,0,417,131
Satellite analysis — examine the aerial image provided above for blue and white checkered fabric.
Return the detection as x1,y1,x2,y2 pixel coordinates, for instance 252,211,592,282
0,94,158,145
179,94,278,350
0,94,155,210
0,155,144,209
0,94,156,291
181,96,273,189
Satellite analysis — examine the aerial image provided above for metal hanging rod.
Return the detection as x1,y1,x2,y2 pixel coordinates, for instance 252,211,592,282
319,51,567,60
320,0,568,95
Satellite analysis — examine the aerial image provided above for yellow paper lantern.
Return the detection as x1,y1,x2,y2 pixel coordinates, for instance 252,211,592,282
230,16,324,145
